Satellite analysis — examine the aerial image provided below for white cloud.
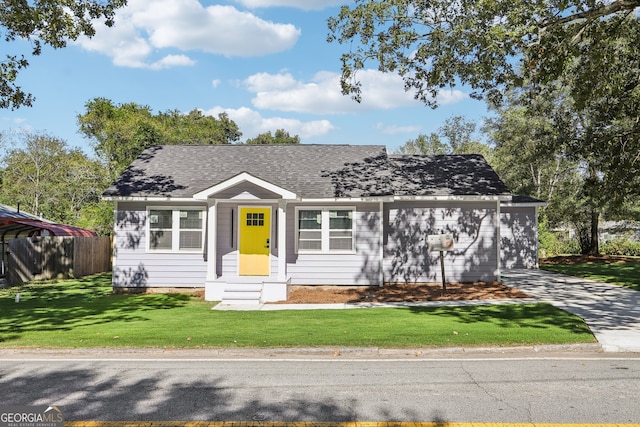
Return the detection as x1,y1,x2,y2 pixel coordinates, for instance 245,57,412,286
244,72,300,92
245,69,469,114
211,79,221,88
75,18,153,68
203,106,334,140
234,0,348,10
435,89,469,105
76,0,301,68
149,54,196,70
0,117,28,127
376,123,422,135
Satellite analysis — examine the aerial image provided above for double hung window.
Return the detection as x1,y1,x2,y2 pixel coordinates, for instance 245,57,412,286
296,207,355,253
148,208,204,252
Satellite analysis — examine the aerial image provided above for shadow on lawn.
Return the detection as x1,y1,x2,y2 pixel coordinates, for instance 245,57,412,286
408,303,593,335
541,256,640,291
0,273,190,343
542,263,640,291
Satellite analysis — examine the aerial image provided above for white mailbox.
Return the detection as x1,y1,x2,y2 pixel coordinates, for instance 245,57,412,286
427,234,454,252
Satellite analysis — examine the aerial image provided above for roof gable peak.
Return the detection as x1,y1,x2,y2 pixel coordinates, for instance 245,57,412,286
193,172,297,200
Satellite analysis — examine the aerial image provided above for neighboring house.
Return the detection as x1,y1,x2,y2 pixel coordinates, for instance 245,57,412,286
599,220,640,243
102,144,542,303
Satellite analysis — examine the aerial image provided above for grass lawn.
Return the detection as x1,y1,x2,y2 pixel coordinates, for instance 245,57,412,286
0,273,595,349
540,256,640,291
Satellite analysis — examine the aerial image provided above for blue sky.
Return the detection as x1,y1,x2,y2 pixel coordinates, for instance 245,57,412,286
0,0,490,156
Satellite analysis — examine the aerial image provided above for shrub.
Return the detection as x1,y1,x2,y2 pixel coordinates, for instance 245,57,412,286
600,238,640,257
538,219,580,257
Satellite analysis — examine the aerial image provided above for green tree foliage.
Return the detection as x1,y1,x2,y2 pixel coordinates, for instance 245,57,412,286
397,133,447,155
246,129,300,145
1,132,67,217
77,98,242,177
486,20,640,255
397,116,494,161
157,110,243,146
484,90,582,208
328,0,639,108
1,0,127,110
0,131,109,230
485,87,587,254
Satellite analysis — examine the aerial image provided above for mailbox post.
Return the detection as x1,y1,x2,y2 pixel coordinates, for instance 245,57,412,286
427,234,454,292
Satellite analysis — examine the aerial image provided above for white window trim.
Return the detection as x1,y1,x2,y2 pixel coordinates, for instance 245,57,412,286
295,206,356,254
146,206,206,253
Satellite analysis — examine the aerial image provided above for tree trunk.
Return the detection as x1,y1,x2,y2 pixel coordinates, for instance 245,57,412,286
587,160,600,255
589,208,600,255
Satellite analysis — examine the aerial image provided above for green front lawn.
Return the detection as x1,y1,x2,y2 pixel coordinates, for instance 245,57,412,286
0,273,595,349
540,256,640,291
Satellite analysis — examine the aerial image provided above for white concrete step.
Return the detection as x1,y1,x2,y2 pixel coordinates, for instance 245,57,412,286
225,284,263,293
221,283,263,305
222,291,262,300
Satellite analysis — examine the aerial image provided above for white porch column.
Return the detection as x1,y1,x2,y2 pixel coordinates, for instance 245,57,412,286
496,198,501,280
534,205,540,269
379,201,384,286
277,199,287,281
206,198,218,281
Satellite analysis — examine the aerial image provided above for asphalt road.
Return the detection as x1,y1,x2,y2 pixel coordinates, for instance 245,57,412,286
1,350,639,424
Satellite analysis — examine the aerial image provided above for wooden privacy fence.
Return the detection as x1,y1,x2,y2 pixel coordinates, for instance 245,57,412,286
6,236,111,285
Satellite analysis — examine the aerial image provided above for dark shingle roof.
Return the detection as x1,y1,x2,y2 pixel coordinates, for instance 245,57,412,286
507,195,546,204
103,144,386,198
103,145,511,199
324,154,511,197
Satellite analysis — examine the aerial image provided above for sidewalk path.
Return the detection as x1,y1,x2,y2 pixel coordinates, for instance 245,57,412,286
501,269,640,353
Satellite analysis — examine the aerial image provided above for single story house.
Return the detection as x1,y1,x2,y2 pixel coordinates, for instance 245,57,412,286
102,144,543,303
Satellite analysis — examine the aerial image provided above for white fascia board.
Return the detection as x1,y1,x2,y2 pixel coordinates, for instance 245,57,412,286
299,196,394,203
298,195,510,203
501,202,548,207
102,196,196,203
217,198,281,204
392,194,511,202
192,172,297,201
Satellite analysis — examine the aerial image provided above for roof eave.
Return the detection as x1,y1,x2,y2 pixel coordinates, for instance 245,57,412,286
392,194,512,202
101,196,199,203
299,194,512,203
501,201,548,207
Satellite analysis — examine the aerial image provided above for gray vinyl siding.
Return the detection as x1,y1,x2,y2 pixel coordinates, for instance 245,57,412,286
383,201,499,283
285,203,382,285
112,201,207,288
500,206,538,269
113,199,502,288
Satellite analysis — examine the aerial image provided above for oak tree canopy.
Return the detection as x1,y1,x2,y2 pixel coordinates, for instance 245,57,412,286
328,0,640,107
1,0,127,109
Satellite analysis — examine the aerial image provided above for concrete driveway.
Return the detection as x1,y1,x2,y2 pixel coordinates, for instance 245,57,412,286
502,269,640,352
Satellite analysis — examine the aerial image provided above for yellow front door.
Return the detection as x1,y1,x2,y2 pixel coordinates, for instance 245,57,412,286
239,207,271,276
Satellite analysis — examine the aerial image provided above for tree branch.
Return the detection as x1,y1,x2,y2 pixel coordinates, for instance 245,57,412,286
540,0,640,29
